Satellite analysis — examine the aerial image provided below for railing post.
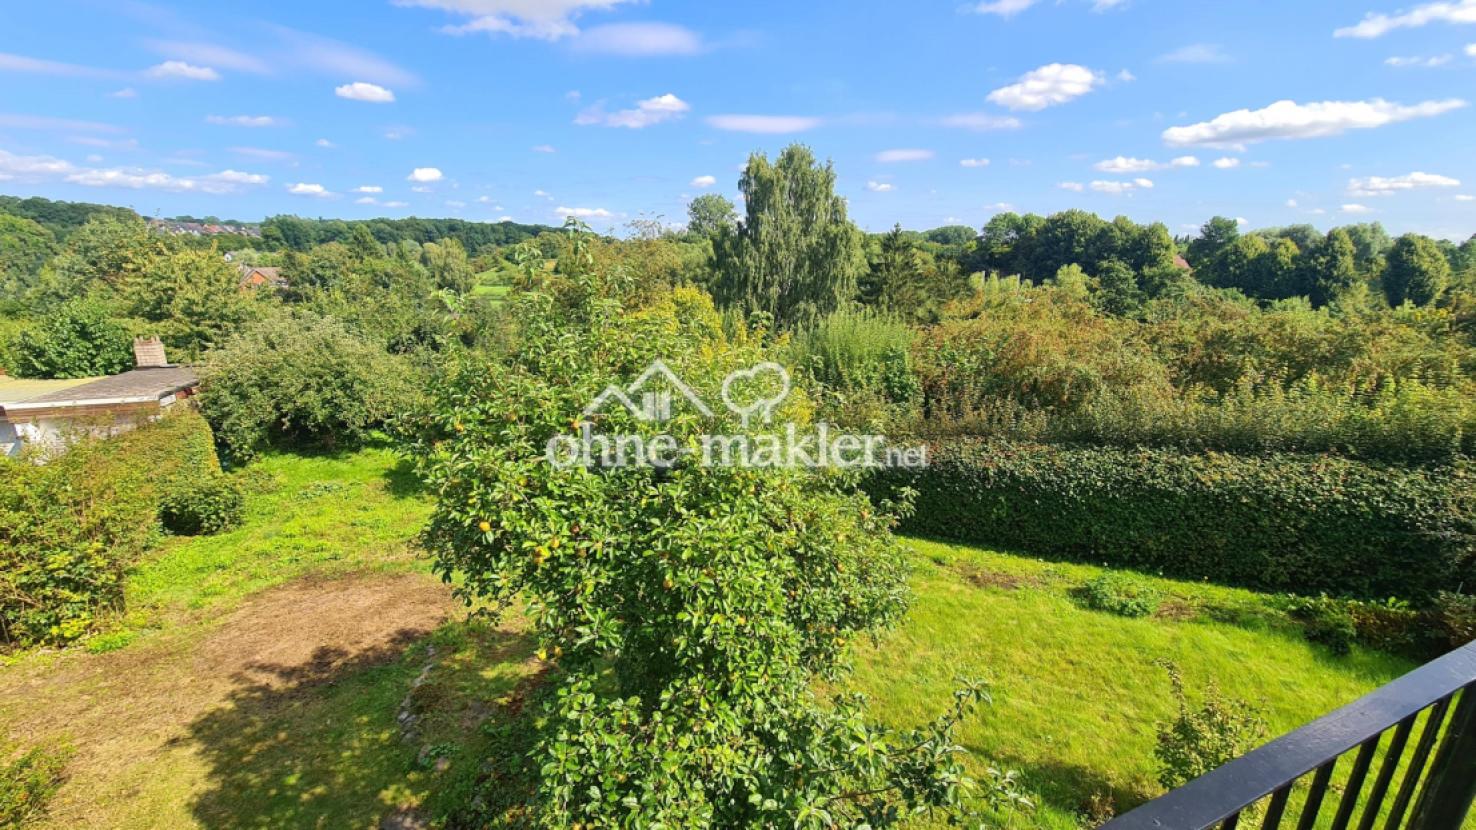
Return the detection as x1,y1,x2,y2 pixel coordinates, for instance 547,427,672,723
1407,687,1476,830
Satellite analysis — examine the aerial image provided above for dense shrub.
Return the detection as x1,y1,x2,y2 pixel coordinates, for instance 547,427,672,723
4,297,132,379
197,311,418,462
158,473,244,536
1154,660,1267,790
1434,592,1476,648
413,232,989,827
1286,596,1358,655
1075,573,1162,618
0,409,222,646
870,440,1475,602
0,740,71,828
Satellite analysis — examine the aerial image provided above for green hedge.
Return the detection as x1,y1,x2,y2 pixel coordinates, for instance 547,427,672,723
0,409,223,646
870,440,1475,602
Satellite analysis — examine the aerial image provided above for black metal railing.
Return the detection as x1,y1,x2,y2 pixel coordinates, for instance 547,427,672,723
1101,640,1476,830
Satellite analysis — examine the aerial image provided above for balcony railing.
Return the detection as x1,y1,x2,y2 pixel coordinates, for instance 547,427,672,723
1100,639,1476,830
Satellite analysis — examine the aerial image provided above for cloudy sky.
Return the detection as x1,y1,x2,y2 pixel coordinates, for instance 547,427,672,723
2,0,1475,238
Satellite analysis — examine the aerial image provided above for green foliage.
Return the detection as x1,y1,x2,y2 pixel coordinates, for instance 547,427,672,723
1286,596,1357,655
197,311,417,462
0,213,56,302
870,439,1476,601
1384,233,1451,307
712,144,868,328
412,231,989,827
1306,228,1359,307
0,740,72,829
123,246,261,360
29,215,172,307
861,225,968,323
0,410,223,646
686,193,737,239
1076,573,1162,618
5,297,133,379
1153,660,1267,790
0,194,135,239
1433,591,1476,648
158,473,244,536
789,307,918,406
261,214,553,254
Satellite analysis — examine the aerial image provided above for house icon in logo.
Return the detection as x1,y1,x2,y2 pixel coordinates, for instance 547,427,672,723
582,360,714,422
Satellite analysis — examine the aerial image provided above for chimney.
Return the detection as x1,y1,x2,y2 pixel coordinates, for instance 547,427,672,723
134,336,169,369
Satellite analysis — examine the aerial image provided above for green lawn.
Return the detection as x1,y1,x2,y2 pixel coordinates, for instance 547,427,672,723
848,540,1414,827
1,448,1436,828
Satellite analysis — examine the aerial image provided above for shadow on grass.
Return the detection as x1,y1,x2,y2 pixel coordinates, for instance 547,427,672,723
974,743,1157,822
184,623,536,829
382,456,426,499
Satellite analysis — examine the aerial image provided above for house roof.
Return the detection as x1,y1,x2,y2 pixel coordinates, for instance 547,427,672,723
0,367,198,413
0,376,102,407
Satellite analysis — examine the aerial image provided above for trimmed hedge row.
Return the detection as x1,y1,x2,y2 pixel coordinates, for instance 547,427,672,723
869,440,1475,602
0,408,226,646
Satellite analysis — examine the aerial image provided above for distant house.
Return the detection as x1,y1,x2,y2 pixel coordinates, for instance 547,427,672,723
0,338,198,459
1173,254,1191,271
238,265,287,291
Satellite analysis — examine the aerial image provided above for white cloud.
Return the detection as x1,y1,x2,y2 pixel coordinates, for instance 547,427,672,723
690,174,717,188
1385,54,1453,67
206,115,282,128
335,82,396,103
705,114,821,133
865,181,894,192
576,93,689,128
1090,178,1153,194
1286,198,1299,208
1163,98,1467,147
411,185,432,193
1335,1,1476,38
987,63,1104,111
110,88,138,99
408,167,444,183
0,52,121,79
875,148,934,163
316,138,337,148
355,185,384,193
1468,43,1476,55
146,30,415,87
498,214,514,221
1455,194,1475,201
143,40,270,74
1094,155,1199,173
384,200,409,209
532,144,556,153
0,148,268,194
1116,69,1136,82
384,126,415,141
960,158,991,168
230,146,295,162
401,0,642,40
534,189,551,197
1213,157,1241,169
1342,204,1374,214
288,182,334,197
0,113,121,133
146,61,220,81
356,196,379,205
557,205,614,218
1347,171,1461,196
1237,217,1250,226
1157,44,1231,64
971,0,1039,17
571,22,704,55
940,112,1024,131
1058,181,1085,192
446,199,467,208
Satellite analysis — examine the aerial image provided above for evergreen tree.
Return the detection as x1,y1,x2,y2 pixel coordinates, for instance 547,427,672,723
1307,228,1359,307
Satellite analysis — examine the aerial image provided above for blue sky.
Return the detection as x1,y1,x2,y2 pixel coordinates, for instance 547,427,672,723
2,0,1475,239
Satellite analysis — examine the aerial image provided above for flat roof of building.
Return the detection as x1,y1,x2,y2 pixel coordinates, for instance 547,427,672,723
0,367,197,411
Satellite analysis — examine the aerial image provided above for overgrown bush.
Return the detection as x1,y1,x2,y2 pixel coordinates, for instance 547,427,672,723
870,439,1475,602
412,230,990,827
1286,596,1358,655
197,311,418,462
0,409,222,646
1076,573,1162,618
1153,660,1267,791
4,297,132,379
158,473,244,536
0,740,71,829
1434,592,1476,648
789,307,918,404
